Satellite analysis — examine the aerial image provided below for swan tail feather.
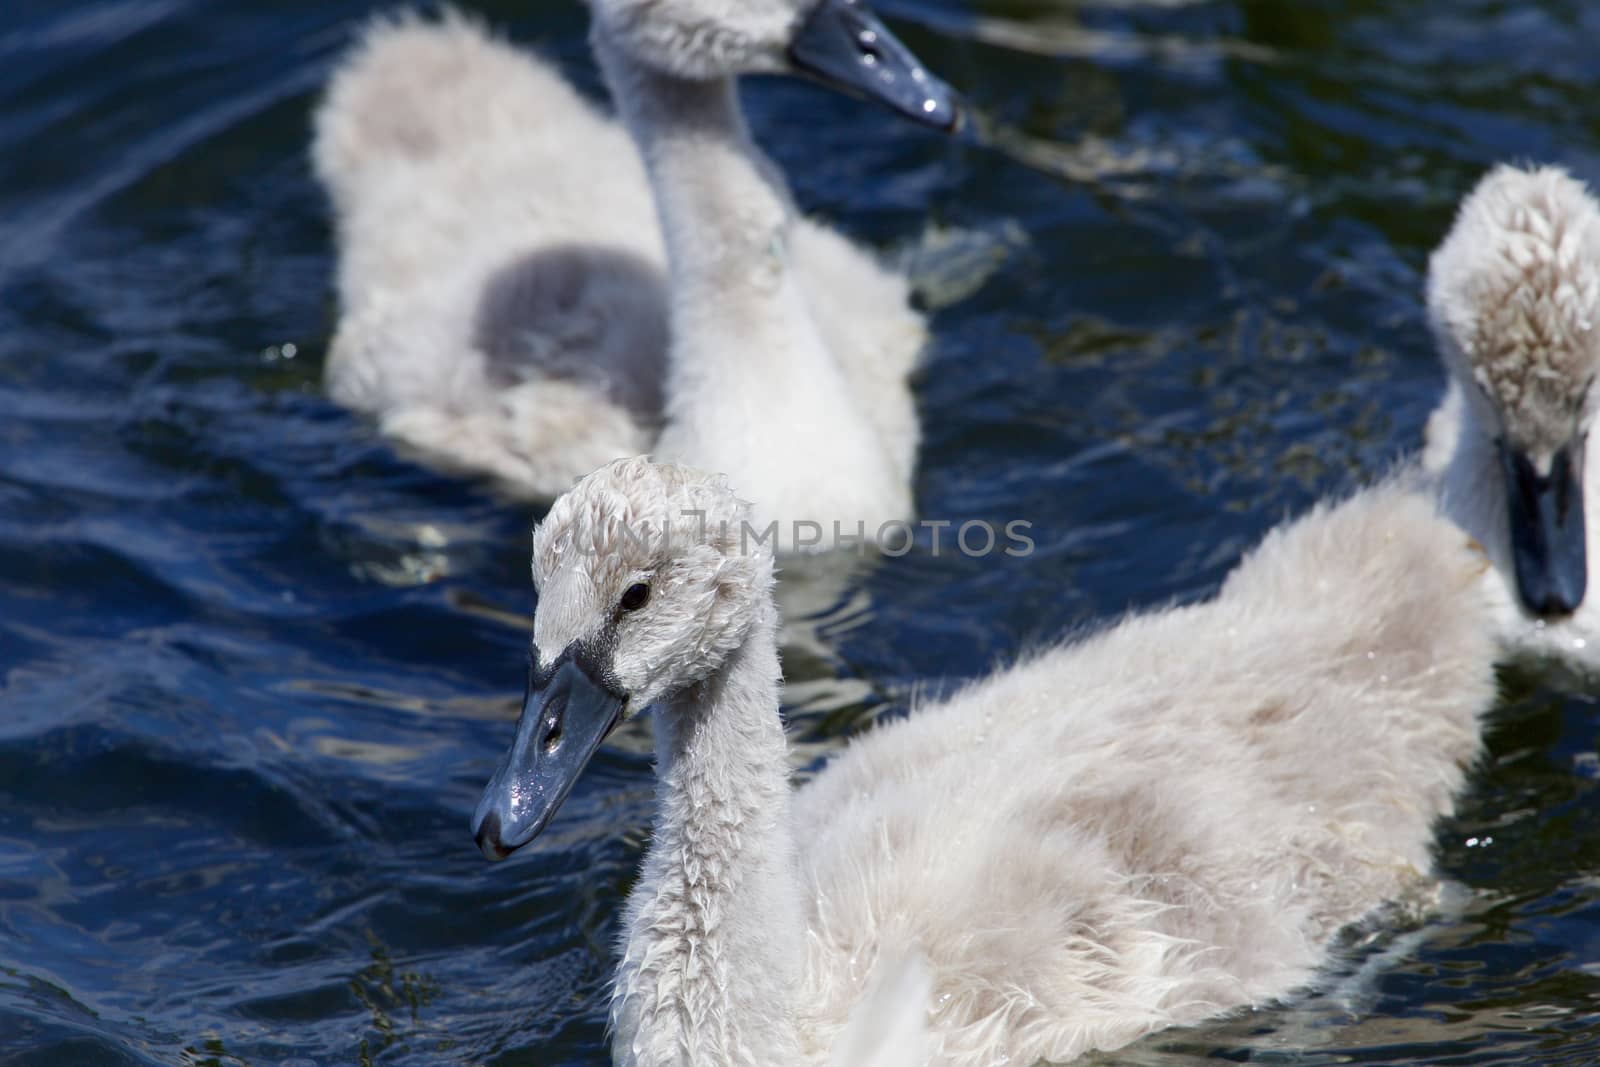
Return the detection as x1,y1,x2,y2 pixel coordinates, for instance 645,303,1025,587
312,8,569,207
828,950,935,1067
358,384,647,502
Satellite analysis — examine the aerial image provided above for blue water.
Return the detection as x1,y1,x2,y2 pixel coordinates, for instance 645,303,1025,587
3,0,1600,1063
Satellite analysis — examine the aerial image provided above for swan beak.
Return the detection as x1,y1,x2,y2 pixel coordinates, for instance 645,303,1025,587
788,0,961,131
1501,437,1588,617
472,652,625,861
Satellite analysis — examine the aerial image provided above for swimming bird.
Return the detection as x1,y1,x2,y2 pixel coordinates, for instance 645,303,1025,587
1424,164,1600,670
312,0,957,550
472,453,1503,1066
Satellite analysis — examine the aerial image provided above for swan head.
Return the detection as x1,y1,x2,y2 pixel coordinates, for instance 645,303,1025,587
473,456,774,860
1429,164,1600,617
590,0,959,129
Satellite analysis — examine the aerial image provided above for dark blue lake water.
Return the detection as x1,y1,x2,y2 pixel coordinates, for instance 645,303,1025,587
4,0,1600,1063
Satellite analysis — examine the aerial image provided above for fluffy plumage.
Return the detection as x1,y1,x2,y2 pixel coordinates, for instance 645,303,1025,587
496,456,1503,1066
794,480,1494,1063
532,460,772,712
311,7,923,546
1424,164,1600,668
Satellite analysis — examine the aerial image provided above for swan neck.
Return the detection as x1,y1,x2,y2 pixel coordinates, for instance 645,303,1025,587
1434,380,1509,558
611,603,808,1065
594,28,796,307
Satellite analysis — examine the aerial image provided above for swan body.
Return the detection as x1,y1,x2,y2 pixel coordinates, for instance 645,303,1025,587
1423,164,1600,672
473,455,1503,1066
312,4,947,547
443,128,1600,1067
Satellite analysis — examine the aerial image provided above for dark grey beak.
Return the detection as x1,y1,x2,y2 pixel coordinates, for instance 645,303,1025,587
472,651,625,861
1501,438,1588,617
788,0,960,131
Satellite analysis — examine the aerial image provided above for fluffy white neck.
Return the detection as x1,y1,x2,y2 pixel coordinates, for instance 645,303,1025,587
610,603,809,1066
1432,381,1511,571
596,36,812,363
1430,377,1600,669
601,50,790,306
592,27,907,543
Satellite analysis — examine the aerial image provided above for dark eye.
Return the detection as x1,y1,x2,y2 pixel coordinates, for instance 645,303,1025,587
620,582,650,612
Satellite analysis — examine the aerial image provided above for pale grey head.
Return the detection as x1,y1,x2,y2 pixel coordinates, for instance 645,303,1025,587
589,0,960,129
472,457,773,859
1428,164,1600,616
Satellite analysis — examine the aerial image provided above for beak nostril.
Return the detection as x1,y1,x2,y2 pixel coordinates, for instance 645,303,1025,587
475,656,626,863
787,0,960,131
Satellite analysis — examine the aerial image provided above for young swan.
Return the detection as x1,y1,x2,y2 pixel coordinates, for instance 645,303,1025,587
1424,164,1600,668
473,456,1500,1066
312,0,956,551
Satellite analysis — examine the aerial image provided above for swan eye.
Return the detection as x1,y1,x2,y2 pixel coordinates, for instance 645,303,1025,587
620,583,650,612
